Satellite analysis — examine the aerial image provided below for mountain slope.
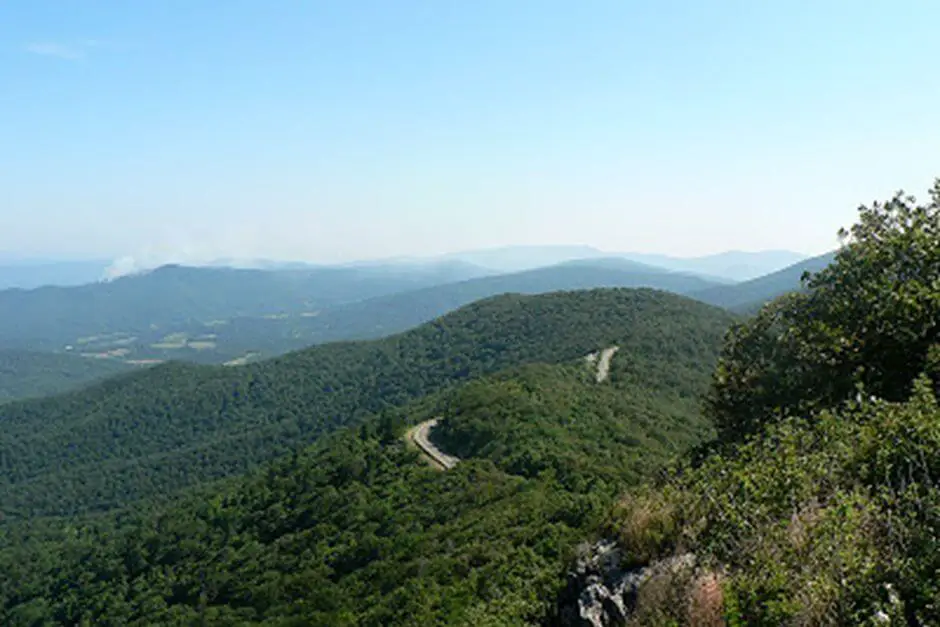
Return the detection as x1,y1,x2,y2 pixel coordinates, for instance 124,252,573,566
0,262,492,351
0,350,135,404
183,261,726,361
593,183,940,624
0,308,728,626
690,251,835,311
0,288,734,520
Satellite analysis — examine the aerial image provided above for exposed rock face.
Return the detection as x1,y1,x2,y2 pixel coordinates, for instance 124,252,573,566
554,539,696,627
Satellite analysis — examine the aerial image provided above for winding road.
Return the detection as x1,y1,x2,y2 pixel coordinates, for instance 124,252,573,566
406,347,618,470
595,346,619,383
406,418,460,470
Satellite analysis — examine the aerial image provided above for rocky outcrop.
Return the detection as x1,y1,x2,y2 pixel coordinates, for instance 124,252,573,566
554,540,696,627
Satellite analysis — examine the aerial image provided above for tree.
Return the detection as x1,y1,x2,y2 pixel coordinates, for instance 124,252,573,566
708,178,940,440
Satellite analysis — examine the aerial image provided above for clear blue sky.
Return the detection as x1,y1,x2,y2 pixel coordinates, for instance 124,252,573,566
2,1,938,265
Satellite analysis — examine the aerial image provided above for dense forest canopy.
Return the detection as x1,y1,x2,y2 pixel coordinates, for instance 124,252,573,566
606,179,940,625
0,288,733,520
1,180,935,625
708,182,940,441
0,289,731,625
0,349,134,404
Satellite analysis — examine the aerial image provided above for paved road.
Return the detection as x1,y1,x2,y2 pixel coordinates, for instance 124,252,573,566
595,346,619,382
408,418,460,470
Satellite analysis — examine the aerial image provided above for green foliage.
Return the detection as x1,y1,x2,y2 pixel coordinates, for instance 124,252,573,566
0,288,733,520
0,349,134,403
0,261,725,367
708,180,940,440
145,262,723,364
435,362,714,493
0,318,723,625
630,384,940,625
612,179,940,624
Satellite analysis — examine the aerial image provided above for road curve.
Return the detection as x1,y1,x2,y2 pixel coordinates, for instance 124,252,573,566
407,418,460,470
595,346,619,382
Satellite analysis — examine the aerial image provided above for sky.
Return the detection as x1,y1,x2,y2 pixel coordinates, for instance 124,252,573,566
2,1,938,266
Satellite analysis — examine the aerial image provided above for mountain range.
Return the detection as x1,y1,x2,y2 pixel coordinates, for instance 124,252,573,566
0,186,936,625
0,246,808,289
0,251,835,403
0,287,735,625
0,288,734,520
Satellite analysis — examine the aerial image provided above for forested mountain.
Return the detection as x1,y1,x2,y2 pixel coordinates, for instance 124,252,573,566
0,288,734,520
1,181,936,625
587,181,940,624
690,251,835,311
191,260,725,359
0,303,729,625
0,261,492,351
0,350,135,404
0,259,726,377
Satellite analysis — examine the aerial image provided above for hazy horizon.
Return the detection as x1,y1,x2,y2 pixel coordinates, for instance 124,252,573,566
3,2,938,266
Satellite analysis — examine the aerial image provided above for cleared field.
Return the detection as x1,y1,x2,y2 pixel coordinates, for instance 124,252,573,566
152,332,189,350
187,341,217,351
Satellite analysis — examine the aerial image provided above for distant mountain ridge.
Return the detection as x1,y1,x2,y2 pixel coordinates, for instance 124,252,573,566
0,262,493,351
0,246,811,290
228,259,725,348
343,245,809,281
691,251,836,311
620,249,809,282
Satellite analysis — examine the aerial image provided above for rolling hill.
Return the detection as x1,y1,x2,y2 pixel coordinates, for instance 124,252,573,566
0,288,734,520
690,251,836,311
0,350,135,404
0,261,493,352
0,288,733,625
192,259,726,356
0,259,726,373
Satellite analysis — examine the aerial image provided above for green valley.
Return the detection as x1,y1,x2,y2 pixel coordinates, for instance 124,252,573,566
0,179,936,626
0,288,733,520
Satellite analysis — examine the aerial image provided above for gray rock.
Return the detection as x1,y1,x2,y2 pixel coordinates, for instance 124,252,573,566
555,539,695,627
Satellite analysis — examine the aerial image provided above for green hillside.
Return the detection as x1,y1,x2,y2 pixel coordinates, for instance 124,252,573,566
0,326,726,625
0,288,733,520
164,261,726,362
0,350,135,404
0,259,723,376
1,180,935,626
601,181,940,624
434,361,714,490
